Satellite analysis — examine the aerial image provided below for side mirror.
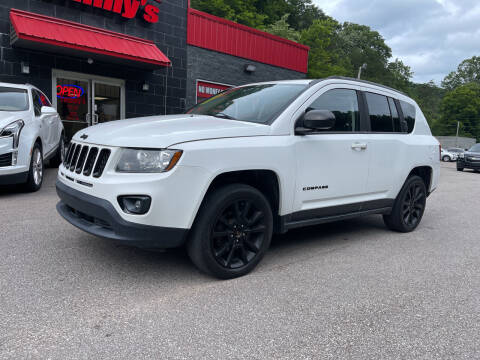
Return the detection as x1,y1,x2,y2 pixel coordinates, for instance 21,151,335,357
41,106,57,115
296,110,336,135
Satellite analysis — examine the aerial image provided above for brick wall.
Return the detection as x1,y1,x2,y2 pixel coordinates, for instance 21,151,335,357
0,0,188,118
186,45,307,108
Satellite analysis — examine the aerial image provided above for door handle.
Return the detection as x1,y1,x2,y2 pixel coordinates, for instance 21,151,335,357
352,143,367,150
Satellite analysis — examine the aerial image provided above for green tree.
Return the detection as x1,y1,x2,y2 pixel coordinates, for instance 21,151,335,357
385,58,413,91
337,23,392,81
442,56,480,91
407,81,445,130
300,18,352,78
190,0,267,28
285,0,326,31
438,83,480,140
263,14,300,41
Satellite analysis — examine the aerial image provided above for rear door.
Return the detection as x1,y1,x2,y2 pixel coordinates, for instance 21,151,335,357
363,91,408,202
292,85,372,221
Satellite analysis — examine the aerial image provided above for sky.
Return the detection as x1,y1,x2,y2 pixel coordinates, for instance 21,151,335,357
313,0,480,84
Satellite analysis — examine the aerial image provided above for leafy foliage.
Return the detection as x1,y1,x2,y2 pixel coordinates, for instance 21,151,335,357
442,56,480,91
437,83,480,140
262,14,300,42
191,0,477,139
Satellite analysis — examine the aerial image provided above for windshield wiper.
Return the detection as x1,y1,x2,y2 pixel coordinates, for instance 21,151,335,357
212,112,236,120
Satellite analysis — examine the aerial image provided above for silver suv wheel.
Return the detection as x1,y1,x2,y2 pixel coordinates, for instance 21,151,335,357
32,148,43,186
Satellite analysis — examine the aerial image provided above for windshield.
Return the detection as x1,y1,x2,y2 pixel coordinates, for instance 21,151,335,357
0,87,29,111
469,144,480,152
187,84,308,124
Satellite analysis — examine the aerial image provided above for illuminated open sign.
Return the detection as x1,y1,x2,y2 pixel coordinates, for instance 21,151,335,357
57,85,85,99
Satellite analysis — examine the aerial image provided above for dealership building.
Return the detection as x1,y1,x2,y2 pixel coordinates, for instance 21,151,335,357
0,0,309,139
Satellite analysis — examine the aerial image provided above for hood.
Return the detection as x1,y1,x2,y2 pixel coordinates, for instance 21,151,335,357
464,151,480,157
0,111,28,130
72,115,271,148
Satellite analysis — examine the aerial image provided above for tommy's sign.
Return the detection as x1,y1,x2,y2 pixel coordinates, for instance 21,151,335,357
71,0,161,23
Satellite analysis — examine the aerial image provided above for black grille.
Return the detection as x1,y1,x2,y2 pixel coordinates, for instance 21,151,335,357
0,153,12,167
69,144,81,171
93,149,111,178
64,142,74,166
75,146,89,174
66,205,112,229
83,147,98,176
63,142,111,178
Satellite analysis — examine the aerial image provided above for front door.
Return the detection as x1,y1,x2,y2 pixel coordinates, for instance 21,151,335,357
292,86,371,221
53,70,125,141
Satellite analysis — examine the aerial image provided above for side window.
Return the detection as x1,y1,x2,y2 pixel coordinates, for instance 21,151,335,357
308,89,360,132
38,91,51,107
31,90,42,117
400,101,416,133
365,92,393,132
388,98,401,132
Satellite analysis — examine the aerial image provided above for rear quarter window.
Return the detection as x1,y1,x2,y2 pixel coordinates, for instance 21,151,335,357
400,101,416,133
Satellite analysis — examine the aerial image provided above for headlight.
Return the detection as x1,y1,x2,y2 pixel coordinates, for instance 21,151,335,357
116,149,183,173
0,120,24,149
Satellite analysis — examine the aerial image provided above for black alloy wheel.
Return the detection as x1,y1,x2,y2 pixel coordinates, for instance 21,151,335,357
187,184,273,279
401,182,426,228
383,175,427,233
211,199,267,270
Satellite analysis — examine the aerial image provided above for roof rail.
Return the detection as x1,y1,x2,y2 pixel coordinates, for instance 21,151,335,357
318,76,407,96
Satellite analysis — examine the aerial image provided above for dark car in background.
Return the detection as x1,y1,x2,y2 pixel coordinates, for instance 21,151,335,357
457,144,480,172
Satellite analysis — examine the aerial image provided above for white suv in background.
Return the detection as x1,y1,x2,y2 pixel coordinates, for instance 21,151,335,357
0,83,64,191
56,77,440,279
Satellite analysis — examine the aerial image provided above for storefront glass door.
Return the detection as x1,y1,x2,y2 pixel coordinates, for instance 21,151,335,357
53,70,125,140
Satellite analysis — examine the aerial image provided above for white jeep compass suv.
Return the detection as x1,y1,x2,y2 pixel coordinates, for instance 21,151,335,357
0,83,64,191
56,77,440,279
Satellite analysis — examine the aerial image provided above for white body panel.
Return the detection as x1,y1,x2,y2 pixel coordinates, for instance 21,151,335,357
58,78,440,236
0,83,64,182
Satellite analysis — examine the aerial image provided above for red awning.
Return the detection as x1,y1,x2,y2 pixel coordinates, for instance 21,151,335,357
10,9,171,69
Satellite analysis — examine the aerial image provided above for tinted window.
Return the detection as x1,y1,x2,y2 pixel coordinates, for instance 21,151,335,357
366,93,393,132
400,101,416,133
0,87,29,112
388,98,401,132
32,90,42,116
38,91,51,107
308,89,360,132
470,144,480,152
187,84,307,124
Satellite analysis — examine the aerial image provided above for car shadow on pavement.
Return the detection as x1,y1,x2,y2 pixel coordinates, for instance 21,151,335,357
70,215,388,282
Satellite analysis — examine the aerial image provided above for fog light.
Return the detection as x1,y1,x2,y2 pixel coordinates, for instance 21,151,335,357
118,196,151,215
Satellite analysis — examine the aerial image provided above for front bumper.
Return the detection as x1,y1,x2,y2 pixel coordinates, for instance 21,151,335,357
56,180,188,249
457,158,480,170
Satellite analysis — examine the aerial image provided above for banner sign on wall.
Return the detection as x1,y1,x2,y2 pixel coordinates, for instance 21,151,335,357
196,80,232,102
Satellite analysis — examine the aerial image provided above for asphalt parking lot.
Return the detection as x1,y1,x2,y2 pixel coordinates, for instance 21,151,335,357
0,162,479,359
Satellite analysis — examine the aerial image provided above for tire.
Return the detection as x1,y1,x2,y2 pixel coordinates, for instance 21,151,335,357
49,133,65,168
24,142,44,192
442,155,451,162
187,184,273,279
457,167,464,172
383,175,427,233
